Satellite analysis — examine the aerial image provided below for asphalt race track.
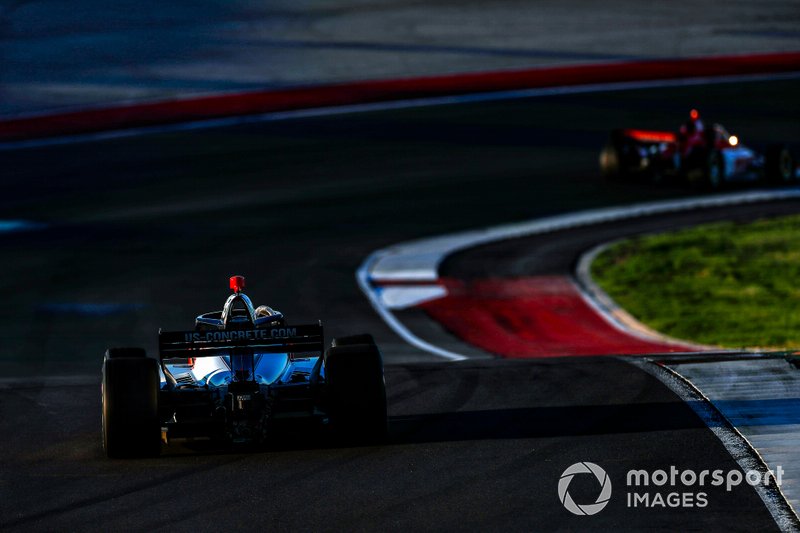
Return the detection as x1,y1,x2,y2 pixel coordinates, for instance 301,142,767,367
1,78,799,530
0,359,779,530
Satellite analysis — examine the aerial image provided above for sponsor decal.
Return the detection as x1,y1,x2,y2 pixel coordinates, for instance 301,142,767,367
183,328,298,343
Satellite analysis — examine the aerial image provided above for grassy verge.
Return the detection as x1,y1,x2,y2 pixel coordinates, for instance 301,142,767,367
591,215,800,349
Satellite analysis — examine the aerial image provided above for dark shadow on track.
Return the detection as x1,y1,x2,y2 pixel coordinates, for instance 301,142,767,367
0,358,780,531
154,400,708,456
389,401,709,444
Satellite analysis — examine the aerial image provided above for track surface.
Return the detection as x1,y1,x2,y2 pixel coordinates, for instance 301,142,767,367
1,79,799,529
3,0,798,117
0,360,777,530
442,201,800,281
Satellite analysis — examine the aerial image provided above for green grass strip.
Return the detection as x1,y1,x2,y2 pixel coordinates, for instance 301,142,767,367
591,214,800,350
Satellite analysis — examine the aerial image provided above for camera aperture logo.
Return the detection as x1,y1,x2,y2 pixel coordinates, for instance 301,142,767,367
558,461,784,515
558,462,612,516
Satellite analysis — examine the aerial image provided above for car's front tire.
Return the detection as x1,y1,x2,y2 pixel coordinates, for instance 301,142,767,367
102,351,161,458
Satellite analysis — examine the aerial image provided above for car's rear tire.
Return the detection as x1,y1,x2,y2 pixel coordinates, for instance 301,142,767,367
765,145,796,184
599,141,623,180
324,343,387,443
102,352,161,458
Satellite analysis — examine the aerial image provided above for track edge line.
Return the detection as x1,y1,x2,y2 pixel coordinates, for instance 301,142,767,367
574,240,722,351
356,252,468,361
629,357,800,532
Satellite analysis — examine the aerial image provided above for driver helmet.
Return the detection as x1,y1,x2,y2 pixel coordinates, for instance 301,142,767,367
688,109,704,131
256,305,279,318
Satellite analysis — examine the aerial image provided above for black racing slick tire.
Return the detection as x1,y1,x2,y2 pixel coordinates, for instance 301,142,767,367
765,145,796,184
102,353,161,458
324,343,387,443
599,141,623,180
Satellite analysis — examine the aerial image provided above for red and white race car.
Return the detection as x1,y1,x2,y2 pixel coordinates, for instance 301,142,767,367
599,109,797,188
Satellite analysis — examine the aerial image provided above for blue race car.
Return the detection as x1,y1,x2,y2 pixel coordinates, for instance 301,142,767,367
101,275,387,457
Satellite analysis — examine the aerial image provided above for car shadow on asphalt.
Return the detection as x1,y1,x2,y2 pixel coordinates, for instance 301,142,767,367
386,400,711,445
163,399,709,455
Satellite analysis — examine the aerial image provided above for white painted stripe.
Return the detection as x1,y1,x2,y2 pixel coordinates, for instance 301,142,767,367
2,71,798,151
356,253,467,361
378,285,448,310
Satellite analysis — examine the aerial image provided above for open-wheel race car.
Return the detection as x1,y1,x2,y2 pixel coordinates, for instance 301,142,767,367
101,275,387,458
599,109,798,188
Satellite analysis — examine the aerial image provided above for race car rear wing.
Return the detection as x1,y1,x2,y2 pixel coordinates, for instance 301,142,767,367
158,323,324,360
620,128,677,144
